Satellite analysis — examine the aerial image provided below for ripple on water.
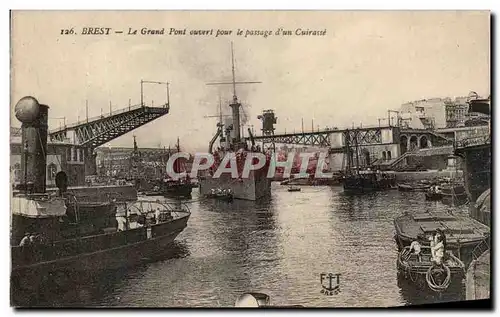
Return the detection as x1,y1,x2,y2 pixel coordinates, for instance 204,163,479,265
37,185,464,307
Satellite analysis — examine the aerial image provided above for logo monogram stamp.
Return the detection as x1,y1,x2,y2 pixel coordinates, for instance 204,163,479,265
320,273,341,296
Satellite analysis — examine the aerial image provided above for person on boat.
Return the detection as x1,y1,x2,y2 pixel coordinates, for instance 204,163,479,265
435,228,447,253
19,233,32,246
408,234,424,261
431,231,445,267
155,207,161,224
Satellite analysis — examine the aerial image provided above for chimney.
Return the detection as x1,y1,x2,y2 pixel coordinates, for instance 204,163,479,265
15,97,49,193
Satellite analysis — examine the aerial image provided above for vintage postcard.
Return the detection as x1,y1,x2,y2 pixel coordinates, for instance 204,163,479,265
10,10,491,308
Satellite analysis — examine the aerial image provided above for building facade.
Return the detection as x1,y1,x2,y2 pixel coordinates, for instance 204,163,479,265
94,146,180,179
10,127,88,187
399,96,470,129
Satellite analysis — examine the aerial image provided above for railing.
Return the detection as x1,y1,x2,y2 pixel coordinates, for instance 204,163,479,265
48,102,169,134
257,124,394,137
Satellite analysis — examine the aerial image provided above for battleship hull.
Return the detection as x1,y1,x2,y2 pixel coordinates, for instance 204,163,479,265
199,171,271,201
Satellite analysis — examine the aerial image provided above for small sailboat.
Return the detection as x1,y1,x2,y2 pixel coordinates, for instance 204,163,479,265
161,138,193,198
341,129,396,194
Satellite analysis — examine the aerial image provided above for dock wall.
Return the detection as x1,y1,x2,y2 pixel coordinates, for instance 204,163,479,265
394,170,463,182
466,251,490,301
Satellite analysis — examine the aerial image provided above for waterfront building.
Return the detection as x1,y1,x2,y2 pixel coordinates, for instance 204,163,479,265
10,127,88,187
95,146,175,179
399,96,470,129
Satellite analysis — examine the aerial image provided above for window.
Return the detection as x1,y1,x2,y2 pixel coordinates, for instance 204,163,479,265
387,151,392,160
79,149,84,162
72,147,77,161
67,148,71,161
382,151,387,161
47,163,57,181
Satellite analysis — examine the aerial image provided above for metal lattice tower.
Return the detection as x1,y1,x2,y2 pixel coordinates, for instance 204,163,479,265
49,104,169,149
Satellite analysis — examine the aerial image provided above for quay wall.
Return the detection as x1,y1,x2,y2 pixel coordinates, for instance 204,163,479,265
394,170,463,182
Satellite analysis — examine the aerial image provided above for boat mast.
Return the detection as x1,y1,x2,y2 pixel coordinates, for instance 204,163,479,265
343,130,351,175
219,94,223,127
231,42,237,103
205,42,262,147
353,129,360,175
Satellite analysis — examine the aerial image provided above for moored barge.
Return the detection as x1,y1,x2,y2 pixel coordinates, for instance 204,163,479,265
394,211,490,266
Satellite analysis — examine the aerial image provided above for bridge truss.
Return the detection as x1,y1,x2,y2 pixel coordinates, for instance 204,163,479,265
49,104,169,149
249,131,332,147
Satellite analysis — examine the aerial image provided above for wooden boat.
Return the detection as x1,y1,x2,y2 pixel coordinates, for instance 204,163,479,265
159,138,193,198
139,191,163,196
162,179,193,198
397,246,465,292
341,128,396,194
394,211,490,266
440,183,468,206
425,191,443,201
287,186,301,192
397,182,431,192
425,185,443,201
343,171,396,194
205,189,234,201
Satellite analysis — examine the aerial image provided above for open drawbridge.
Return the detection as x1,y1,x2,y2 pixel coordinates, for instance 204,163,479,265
49,104,169,149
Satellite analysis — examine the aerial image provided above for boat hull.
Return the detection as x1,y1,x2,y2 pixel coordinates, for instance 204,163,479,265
396,248,465,292
398,183,431,192
11,215,189,303
199,171,271,201
343,177,395,193
163,183,192,198
425,192,443,201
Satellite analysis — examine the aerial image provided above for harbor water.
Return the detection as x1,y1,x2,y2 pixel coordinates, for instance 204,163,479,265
33,183,468,307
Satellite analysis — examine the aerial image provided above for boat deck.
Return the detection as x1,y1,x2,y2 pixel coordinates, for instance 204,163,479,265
404,252,463,270
395,212,490,245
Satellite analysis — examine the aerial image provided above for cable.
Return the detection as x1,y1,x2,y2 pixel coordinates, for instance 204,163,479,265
426,264,451,292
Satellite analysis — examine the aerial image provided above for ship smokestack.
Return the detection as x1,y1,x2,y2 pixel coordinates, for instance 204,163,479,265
15,96,49,193
230,100,241,143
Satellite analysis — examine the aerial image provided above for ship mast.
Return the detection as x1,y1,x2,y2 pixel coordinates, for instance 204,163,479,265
206,42,262,147
219,94,223,127
231,42,238,103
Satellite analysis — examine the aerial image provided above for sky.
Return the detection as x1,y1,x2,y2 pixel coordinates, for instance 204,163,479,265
10,11,490,152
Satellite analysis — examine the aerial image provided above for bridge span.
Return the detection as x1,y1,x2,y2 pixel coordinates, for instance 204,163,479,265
247,125,454,171
49,103,170,149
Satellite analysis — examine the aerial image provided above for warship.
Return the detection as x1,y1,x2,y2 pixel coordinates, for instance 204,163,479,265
11,97,190,305
198,43,272,201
